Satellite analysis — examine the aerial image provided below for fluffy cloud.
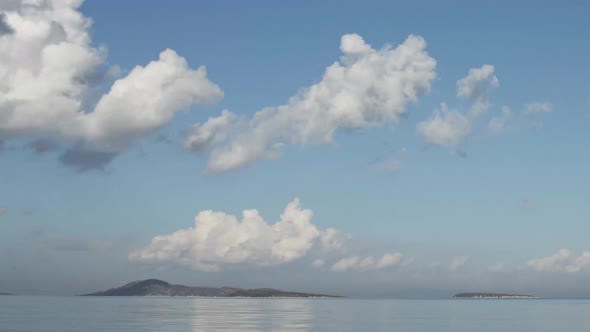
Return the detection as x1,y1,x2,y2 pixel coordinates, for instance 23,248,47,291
418,65,499,146
488,106,512,134
330,253,403,272
527,249,590,273
186,33,437,172
417,103,471,147
129,198,350,271
0,0,222,170
525,102,553,114
456,64,499,116
448,256,469,271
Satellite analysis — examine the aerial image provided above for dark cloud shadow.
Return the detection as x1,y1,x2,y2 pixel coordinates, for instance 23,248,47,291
59,146,117,172
27,138,60,154
0,13,14,36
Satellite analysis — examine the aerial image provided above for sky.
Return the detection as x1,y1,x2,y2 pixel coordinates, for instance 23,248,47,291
0,0,589,298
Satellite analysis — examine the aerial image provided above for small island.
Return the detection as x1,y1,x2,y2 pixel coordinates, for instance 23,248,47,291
0,292,14,296
454,292,537,299
83,279,341,298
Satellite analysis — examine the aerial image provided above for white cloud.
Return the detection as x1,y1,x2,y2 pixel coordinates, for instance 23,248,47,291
330,253,402,272
448,256,469,271
488,106,512,134
186,33,437,172
418,65,499,146
373,159,401,172
311,259,325,268
417,103,471,147
0,1,222,169
184,110,238,152
130,198,353,271
527,249,590,273
456,64,499,116
525,102,553,114
319,227,348,252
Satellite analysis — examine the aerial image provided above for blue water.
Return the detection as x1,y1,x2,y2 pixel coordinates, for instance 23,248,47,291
1,297,590,331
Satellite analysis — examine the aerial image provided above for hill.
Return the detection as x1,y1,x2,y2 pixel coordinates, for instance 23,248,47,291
83,279,339,298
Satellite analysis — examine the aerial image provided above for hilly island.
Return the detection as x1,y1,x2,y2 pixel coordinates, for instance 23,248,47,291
83,279,341,298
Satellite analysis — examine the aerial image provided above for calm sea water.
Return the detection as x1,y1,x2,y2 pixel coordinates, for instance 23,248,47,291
1,296,590,331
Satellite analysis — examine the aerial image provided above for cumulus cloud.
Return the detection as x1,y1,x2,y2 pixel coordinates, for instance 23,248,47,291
525,102,553,114
527,249,590,273
418,65,499,147
0,0,223,170
186,33,437,172
331,253,403,272
448,256,469,271
456,64,499,116
129,198,351,271
417,103,471,147
488,106,512,134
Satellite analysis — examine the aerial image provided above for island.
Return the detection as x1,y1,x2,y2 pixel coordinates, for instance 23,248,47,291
453,292,536,299
0,292,14,296
82,279,341,298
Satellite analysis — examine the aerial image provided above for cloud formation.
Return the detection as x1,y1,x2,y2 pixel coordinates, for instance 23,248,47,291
0,207,6,216
448,256,469,271
417,65,499,147
330,253,403,272
186,33,437,172
488,106,512,134
417,103,471,147
130,198,351,271
527,249,590,273
0,0,223,170
525,102,553,114
456,64,499,116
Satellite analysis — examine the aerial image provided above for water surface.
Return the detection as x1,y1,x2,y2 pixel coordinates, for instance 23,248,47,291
1,296,590,331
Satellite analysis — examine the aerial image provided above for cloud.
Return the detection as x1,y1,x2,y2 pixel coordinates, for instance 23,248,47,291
59,146,117,172
330,253,403,272
186,33,437,172
0,13,13,36
0,1,223,170
129,198,350,272
456,64,499,116
0,207,6,216
525,102,553,114
448,256,469,271
418,65,499,147
311,259,325,268
373,159,401,173
319,227,348,252
527,249,590,273
184,110,238,152
417,103,471,147
27,138,59,154
488,106,512,134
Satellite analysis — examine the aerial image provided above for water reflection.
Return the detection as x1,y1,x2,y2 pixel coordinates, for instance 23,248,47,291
189,298,313,331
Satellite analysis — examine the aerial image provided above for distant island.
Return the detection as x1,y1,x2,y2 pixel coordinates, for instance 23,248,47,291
454,292,536,299
83,279,340,298
0,292,14,296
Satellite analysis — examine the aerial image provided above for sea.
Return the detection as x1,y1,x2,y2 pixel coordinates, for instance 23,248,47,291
1,296,590,331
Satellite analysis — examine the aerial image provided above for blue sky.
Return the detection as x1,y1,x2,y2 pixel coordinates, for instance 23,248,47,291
0,0,589,298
